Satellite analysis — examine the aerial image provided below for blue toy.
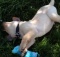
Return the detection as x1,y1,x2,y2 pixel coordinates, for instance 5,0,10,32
12,45,40,57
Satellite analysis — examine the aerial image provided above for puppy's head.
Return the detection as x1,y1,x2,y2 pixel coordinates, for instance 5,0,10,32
0,17,20,41
0,19,10,41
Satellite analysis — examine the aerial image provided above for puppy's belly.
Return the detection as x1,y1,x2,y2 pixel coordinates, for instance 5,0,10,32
36,21,54,37
30,14,54,37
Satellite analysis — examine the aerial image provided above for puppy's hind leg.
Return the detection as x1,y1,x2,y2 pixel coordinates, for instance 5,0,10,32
47,6,60,23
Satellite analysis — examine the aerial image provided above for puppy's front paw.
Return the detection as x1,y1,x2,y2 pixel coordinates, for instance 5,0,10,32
21,48,27,57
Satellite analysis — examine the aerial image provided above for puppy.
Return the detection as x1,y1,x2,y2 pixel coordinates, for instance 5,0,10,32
1,0,60,56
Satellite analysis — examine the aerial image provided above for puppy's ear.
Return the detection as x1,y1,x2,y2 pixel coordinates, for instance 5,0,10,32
12,17,20,21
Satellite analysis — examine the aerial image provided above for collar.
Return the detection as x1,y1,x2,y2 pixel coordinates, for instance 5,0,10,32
15,23,21,38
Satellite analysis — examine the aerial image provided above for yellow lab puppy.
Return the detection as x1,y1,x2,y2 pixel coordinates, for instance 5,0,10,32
2,0,60,56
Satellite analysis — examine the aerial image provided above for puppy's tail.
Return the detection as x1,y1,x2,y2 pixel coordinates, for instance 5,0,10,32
49,0,54,6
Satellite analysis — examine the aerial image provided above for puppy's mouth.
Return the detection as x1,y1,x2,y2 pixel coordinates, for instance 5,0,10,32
6,35,14,41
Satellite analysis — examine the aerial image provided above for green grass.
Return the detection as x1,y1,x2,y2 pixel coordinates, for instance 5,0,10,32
0,0,60,57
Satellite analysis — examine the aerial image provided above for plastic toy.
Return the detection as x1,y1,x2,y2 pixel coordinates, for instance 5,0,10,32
12,45,40,57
